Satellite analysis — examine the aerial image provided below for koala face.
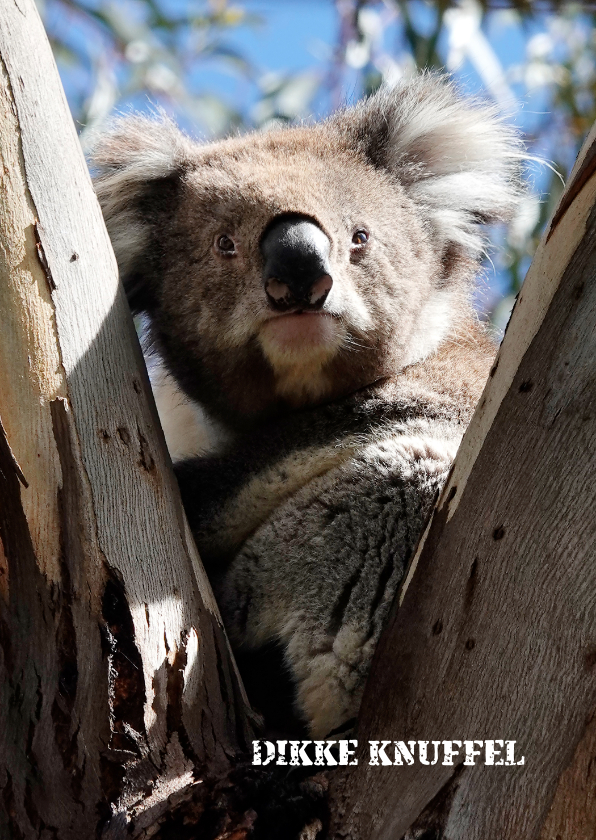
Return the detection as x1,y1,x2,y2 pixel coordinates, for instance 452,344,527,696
144,133,443,419
93,74,523,427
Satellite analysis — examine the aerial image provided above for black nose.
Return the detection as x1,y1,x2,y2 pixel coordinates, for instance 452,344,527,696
260,217,333,311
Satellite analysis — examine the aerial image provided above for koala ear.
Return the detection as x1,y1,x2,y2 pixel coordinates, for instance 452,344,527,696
330,73,524,263
90,116,192,312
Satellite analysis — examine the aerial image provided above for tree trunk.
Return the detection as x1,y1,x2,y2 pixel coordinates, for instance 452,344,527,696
0,3,253,838
329,122,596,838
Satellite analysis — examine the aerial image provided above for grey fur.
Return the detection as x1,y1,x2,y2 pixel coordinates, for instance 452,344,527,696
91,73,524,738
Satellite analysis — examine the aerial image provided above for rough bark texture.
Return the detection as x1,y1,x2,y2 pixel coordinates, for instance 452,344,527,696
0,3,253,838
328,122,596,839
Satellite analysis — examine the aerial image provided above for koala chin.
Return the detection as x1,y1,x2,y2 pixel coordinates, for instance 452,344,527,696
92,73,524,739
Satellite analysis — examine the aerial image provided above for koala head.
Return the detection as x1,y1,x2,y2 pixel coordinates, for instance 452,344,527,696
92,74,523,428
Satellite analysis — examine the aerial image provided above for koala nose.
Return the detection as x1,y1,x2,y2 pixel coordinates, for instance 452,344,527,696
260,217,333,311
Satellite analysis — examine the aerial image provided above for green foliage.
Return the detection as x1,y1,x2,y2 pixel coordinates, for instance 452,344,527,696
38,0,258,134
38,0,322,137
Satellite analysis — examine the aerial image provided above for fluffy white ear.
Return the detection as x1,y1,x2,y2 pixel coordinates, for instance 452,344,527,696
90,116,193,311
330,73,525,261
91,114,192,178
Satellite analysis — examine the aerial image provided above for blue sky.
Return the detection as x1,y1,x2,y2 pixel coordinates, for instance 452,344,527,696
45,0,575,156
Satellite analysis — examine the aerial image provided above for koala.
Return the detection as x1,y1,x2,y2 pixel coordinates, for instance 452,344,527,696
92,74,523,740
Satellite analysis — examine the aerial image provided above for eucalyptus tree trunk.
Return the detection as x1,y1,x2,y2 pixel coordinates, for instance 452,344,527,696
329,123,596,839
0,3,253,838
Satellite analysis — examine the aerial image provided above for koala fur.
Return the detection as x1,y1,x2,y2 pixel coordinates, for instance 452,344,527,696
92,74,523,739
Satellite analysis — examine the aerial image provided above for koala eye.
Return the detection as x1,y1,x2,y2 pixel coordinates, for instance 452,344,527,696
351,229,369,247
215,234,237,256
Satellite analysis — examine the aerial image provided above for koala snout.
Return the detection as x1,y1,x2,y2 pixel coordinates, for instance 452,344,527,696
261,217,333,311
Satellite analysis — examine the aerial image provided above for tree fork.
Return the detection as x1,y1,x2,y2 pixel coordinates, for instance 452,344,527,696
0,2,254,838
5,2,596,839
